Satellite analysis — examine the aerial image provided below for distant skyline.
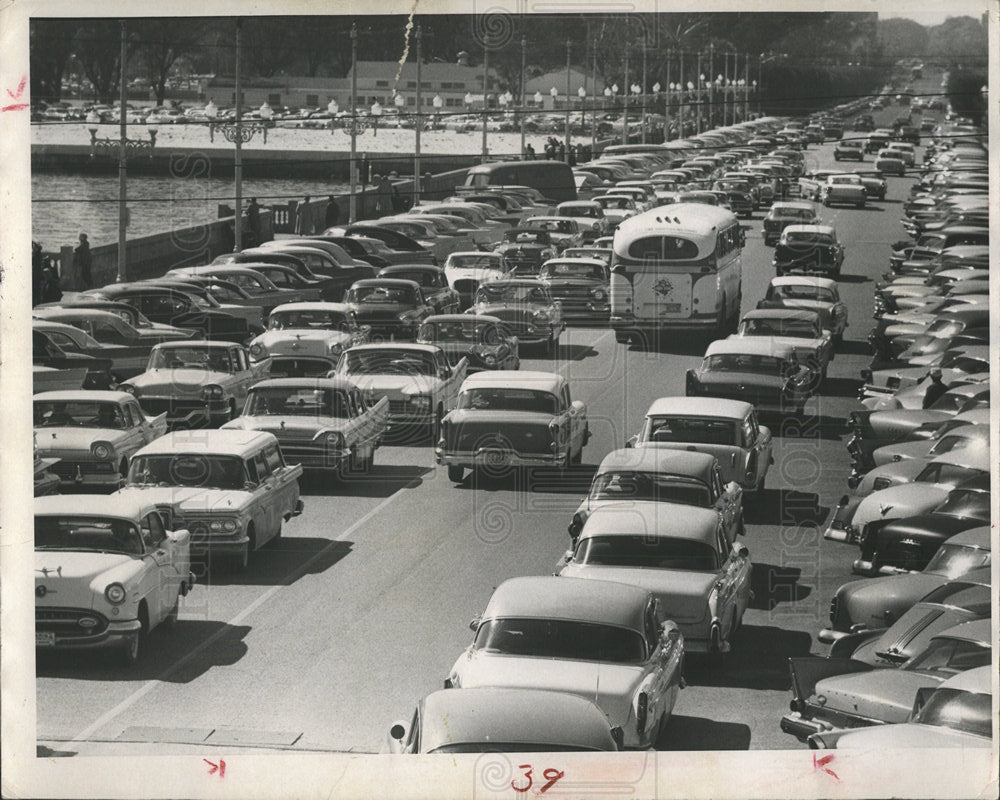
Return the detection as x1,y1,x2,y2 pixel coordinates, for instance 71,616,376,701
879,0,987,27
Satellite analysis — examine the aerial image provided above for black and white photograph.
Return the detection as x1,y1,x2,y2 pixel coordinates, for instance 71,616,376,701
1,1,996,797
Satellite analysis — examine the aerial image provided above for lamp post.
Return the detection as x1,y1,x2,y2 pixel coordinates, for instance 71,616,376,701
640,44,648,144
413,24,423,202
481,42,490,162
432,94,443,129
370,100,383,136
577,85,586,155
697,69,704,134
591,43,598,153
564,39,572,159
652,82,661,142
519,35,527,159
631,83,642,143
622,47,630,145
715,75,723,129
335,23,366,222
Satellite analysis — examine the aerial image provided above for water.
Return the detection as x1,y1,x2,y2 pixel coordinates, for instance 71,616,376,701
32,173,350,250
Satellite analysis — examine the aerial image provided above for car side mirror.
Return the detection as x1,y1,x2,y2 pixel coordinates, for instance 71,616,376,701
389,723,407,742
468,615,481,632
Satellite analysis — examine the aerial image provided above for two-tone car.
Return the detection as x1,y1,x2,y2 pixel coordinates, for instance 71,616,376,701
732,308,834,383
821,174,867,208
33,390,168,490
469,278,564,354
34,493,195,665
626,397,772,494
33,328,115,391
559,502,751,656
247,302,369,371
757,276,848,342
444,576,684,750
119,341,270,429
437,370,588,482
416,314,520,372
833,139,865,161
536,258,610,322
761,201,818,246
221,377,388,475
442,251,509,310
334,343,466,437
122,430,303,571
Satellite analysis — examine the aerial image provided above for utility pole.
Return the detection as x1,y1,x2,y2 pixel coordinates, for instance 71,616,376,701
349,23,359,222
564,39,572,159
117,19,128,280
481,44,490,162
519,35,526,159
622,46,629,145
414,24,422,203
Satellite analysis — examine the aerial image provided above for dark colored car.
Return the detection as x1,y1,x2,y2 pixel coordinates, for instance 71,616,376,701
712,179,754,218
493,228,558,276
33,329,114,390
853,475,990,576
417,314,520,372
343,278,434,340
469,278,564,353
338,224,437,265
377,265,461,315
773,225,845,278
536,258,610,322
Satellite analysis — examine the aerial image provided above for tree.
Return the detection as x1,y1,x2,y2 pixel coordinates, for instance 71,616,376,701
30,19,80,103
876,18,930,63
74,20,137,104
928,17,987,67
132,19,204,105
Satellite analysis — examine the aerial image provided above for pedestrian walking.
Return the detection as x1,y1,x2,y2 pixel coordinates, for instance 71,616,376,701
72,233,93,288
922,367,948,409
294,196,315,235
374,175,392,215
324,195,340,228
246,198,262,245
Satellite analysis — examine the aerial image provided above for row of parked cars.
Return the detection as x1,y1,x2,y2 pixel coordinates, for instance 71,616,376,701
777,116,991,751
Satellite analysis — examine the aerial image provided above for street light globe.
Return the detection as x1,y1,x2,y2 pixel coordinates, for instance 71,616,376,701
204,100,218,119
327,99,339,115
653,82,661,93
603,87,611,97
86,111,101,133
717,74,724,83
577,86,586,98
699,73,705,81
687,81,694,91
534,90,543,104
432,94,444,109
611,84,619,94
259,103,273,121
394,93,406,108
371,101,383,116
550,86,558,97
668,82,675,91
465,92,475,106
146,121,159,137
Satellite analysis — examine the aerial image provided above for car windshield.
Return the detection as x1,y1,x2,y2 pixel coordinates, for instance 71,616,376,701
476,283,550,304
646,416,737,446
245,387,349,417
34,401,125,429
473,617,645,664
346,285,417,305
35,516,144,555
704,354,797,377
342,350,437,376
128,454,248,490
715,181,749,192
505,230,548,243
914,463,981,485
595,197,634,210
740,319,818,338
148,347,234,372
531,220,576,233
590,471,711,507
772,284,837,303
934,489,990,521
774,208,815,220
925,542,991,579
574,535,719,571
458,388,558,414
539,262,604,280
912,688,991,738
929,391,973,412
448,255,502,270
784,233,833,247
560,206,600,218
268,310,349,330
926,434,979,457
419,321,502,345
268,357,336,378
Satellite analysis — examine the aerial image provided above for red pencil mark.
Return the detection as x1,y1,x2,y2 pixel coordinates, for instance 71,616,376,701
813,752,839,781
2,74,28,112
510,765,565,794
203,758,226,777
539,768,565,793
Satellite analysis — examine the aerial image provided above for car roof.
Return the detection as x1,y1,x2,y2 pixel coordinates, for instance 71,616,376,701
33,307,126,324
135,429,276,457
345,342,441,354
423,313,502,324
349,278,421,289
446,251,503,259
581,501,720,543
937,665,992,694
482,576,650,632
705,337,799,359
645,396,753,419
741,308,821,323
783,224,836,236
944,525,991,549
771,201,816,210
460,370,565,394
35,493,157,521
932,617,991,647
269,302,350,314
596,447,716,478
249,377,357,392
771,275,838,289
378,265,445,275
419,688,615,752
153,340,234,350
541,257,606,266
34,390,137,403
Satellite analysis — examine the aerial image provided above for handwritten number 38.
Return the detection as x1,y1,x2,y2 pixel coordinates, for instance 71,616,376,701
511,765,565,793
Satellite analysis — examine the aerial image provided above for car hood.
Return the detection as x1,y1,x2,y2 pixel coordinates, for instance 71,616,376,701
867,409,951,438
35,550,141,610
347,373,441,396
121,485,252,513
128,368,234,393
814,668,943,724
853,484,951,531
559,563,715,624
35,426,130,453
878,513,983,544
252,329,352,350
735,334,824,355
445,267,505,284
838,572,944,630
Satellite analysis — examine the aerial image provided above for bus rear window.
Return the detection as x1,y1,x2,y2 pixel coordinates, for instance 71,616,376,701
627,236,699,261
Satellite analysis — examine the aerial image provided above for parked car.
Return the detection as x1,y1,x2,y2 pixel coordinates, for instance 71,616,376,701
568,448,744,544
757,276,848,342
334,343,466,436
33,390,168,490
442,251,509,309
119,340,269,429
686,338,816,415
444,576,684,750
437,370,588,482
221,377,388,475
555,200,611,239
376,265,461,315
762,201,818,246
559,502,751,655
536,258,610,322
626,397,772,493
31,317,151,383
387,688,623,753
781,618,991,743
469,278,564,353
34,493,195,665
343,278,436,341
33,328,114,391
416,314,519,372
122,429,303,570
820,525,990,644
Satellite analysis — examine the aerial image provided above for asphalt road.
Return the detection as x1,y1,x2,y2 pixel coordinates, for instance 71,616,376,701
36,109,928,755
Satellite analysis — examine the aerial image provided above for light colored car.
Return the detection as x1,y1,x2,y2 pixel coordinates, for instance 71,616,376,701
833,139,864,161
120,341,271,429
758,276,847,341
122,429,304,570
761,201,819,245
807,665,992,750
387,688,622,753
732,308,834,381
33,390,168,490
437,370,589,482
870,408,989,467
569,448,744,544
444,576,684,750
442,251,509,309
556,200,611,238
247,302,369,365
559,502,751,655
34,493,195,665
221,377,388,475
627,397,772,493
885,142,916,166
782,618,991,743
822,173,867,208
334,343,466,435
860,348,990,406
875,150,907,176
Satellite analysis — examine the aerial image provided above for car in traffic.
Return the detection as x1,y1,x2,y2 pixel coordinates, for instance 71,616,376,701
123,429,304,571
221,377,388,475
773,225,845,278
376,265,461,315
492,228,559,275
626,397,772,494
442,251,509,309
536,258,610,322
732,308,834,382
833,139,865,161
875,150,907,176
444,576,684,750
761,201,818,246
416,314,520,372
757,276,848,342
469,278,564,353
555,200,611,239
34,493,195,665
821,174,868,208
342,278,436,341
247,302,369,366
437,370,588,482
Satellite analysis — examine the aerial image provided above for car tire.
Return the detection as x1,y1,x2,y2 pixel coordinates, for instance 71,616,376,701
447,465,465,483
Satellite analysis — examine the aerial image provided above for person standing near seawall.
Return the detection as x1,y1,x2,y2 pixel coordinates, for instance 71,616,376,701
246,198,262,246
295,195,315,235
324,195,340,228
72,233,93,288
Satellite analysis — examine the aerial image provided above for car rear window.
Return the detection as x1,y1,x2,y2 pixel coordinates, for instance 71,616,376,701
474,618,645,663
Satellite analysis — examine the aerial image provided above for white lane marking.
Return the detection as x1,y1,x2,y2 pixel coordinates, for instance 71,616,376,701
69,479,420,743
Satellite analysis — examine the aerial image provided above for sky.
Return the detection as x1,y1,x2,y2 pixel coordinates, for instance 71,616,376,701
878,0,988,27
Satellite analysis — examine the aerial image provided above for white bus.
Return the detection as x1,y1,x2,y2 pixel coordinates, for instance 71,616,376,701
610,203,745,343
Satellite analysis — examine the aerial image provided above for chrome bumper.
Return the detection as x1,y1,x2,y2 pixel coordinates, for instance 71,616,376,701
435,448,565,468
